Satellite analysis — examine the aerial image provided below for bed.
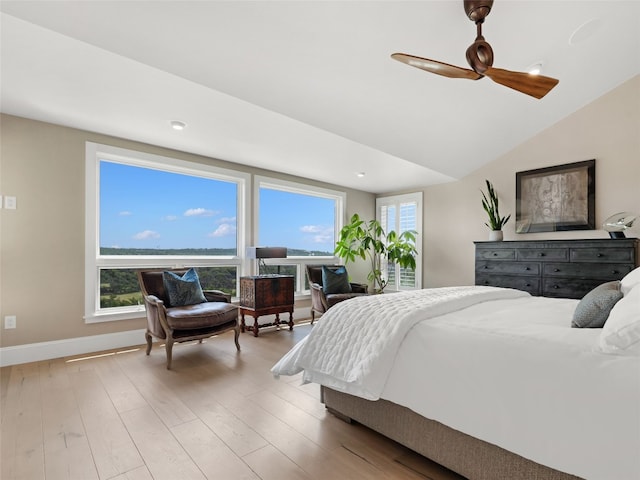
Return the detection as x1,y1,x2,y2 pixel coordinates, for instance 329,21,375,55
272,277,640,480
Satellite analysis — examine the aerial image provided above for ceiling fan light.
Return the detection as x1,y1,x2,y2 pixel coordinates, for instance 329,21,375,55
527,63,543,75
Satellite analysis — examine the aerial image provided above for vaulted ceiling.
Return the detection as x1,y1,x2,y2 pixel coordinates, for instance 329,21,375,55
1,1,638,193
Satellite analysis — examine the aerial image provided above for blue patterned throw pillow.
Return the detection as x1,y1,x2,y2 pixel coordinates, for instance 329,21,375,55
322,266,352,294
162,268,207,307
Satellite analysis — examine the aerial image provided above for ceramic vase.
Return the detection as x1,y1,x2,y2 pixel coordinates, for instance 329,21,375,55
489,230,503,241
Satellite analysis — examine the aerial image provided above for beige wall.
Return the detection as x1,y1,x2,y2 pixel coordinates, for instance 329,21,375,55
0,115,374,348
422,75,640,287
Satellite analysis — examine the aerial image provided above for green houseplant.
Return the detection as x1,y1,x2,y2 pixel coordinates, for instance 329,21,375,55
334,213,417,293
481,180,510,240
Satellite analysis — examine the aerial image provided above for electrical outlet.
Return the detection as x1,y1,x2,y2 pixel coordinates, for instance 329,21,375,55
4,196,16,210
4,316,16,329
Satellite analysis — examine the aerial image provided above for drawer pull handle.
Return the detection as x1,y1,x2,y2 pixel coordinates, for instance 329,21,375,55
612,270,619,274
539,253,545,257
553,285,560,289
493,252,498,256
597,253,603,257
525,267,530,271
525,283,531,287
484,265,488,269
554,268,560,272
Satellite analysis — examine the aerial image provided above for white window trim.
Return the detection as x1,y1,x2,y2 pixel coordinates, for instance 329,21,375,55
253,175,346,292
376,191,423,290
85,142,250,323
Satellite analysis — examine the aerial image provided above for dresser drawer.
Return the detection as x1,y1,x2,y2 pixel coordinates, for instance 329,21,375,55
542,278,604,299
476,261,539,276
570,248,635,263
476,274,540,295
476,249,516,260
543,263,633,280
516,248,568,262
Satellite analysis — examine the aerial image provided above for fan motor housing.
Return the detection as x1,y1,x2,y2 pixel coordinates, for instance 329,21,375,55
464,0,493,23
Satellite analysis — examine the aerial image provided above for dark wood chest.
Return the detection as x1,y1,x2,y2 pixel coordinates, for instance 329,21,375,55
474,238,639,299
239,275,294,336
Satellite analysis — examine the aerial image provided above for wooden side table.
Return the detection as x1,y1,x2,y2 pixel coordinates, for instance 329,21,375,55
239,275,294,337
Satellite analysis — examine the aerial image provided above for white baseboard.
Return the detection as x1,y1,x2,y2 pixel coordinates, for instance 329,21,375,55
0,329,147,367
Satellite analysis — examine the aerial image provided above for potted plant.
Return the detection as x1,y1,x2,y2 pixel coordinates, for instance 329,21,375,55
334,213,417,293
481,179,510,241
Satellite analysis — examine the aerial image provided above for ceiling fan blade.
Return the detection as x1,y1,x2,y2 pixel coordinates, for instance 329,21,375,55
484,67,559,99
391,53,482,80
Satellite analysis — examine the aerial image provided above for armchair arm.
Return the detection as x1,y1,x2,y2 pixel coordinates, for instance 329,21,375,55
203,289,232,303
142,294,169,339
350,283,369,294
309,282,329,312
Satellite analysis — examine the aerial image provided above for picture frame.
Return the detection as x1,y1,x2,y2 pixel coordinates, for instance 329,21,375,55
516,159,595,233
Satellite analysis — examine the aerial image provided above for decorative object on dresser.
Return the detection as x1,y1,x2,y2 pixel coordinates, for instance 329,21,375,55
516,159,595,233
335,213,417,293
603,212,638,238
480,179,510,241
475,238,639,299
239,274,294,337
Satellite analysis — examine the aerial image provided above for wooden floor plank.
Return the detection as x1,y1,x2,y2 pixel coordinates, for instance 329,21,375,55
242,445,311,480
67,366,145,479
119,406,206,480
171,418,260,479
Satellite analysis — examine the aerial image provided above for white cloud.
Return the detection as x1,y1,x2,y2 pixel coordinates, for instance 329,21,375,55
208,223,236,237
301,225,334,243
119,211,133,216
133,230,160,240
300,225,322,233
184,208,215,217
163,215,178,221
217,216,237,224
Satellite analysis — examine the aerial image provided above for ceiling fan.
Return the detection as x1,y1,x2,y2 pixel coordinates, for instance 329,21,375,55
391,0,559,99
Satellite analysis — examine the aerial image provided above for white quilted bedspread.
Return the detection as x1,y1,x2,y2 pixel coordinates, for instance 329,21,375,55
271,286,529,400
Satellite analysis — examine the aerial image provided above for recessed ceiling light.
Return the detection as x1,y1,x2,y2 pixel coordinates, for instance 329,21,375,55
356,172,366,178
170,120,187,131
569,18,603,46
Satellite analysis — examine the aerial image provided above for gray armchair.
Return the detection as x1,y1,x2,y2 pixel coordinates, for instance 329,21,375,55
137,268,239,369
305,264,369,324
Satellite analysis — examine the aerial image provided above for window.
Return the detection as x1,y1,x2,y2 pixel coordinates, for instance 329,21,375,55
255,176,345,292
376,192,422,290
85,143,248,322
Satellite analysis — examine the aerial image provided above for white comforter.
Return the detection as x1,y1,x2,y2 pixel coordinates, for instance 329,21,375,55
272,287,640,480
271,286,529,399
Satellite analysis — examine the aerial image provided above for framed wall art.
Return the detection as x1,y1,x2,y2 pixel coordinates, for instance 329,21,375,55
516,159,595,233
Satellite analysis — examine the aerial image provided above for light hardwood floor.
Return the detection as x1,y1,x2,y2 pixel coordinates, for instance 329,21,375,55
1,321,466,480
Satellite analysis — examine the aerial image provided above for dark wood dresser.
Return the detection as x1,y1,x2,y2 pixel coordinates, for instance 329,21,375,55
239,275,294,336
475,238,639,299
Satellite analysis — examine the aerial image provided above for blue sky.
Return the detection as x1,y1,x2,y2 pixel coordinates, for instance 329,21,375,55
100,161,335,254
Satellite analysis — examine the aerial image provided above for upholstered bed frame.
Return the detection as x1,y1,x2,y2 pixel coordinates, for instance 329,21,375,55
321,386,583,480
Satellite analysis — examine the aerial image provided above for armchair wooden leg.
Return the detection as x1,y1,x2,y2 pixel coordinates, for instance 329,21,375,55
145,331,153,355
311,311,315,325
165,338,174,370
234,326,240,351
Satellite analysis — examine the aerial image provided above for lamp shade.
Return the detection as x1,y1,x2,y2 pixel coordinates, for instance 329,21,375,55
246,246,287,259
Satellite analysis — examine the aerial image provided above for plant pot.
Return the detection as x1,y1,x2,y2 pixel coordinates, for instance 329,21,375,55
489,230,503,241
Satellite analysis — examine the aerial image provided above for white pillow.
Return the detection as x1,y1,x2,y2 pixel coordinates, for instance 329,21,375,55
599,283,640,353
620,266,640,296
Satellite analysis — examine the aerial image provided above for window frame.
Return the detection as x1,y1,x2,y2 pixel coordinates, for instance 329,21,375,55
376,192,422,291
84,142,250,323
254,175,346,293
